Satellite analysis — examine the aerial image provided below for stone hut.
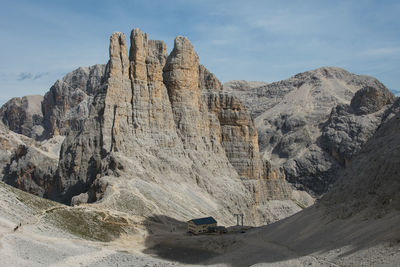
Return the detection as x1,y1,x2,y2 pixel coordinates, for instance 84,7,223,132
187,217,217,234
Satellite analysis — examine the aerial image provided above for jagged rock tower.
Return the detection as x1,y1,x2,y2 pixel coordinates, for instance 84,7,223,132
2,29,299,225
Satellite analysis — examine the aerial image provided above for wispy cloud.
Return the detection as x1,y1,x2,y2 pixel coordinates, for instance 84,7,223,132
17,72,49,81
17,72,32,81
361,47,400,57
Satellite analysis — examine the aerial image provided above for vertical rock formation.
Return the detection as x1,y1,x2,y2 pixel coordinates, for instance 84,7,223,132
205,92,262,180
128,29,178,147
163,36,208,150
204,90,293,210
102,32,132,153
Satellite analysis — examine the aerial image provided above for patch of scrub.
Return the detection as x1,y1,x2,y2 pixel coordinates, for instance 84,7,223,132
45,208,130,242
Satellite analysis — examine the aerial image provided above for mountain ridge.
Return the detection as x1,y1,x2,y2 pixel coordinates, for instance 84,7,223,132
225,66,396,195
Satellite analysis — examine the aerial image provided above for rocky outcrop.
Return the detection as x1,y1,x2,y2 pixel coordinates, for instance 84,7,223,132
0,122,21,173
3,144,57,197
0,121,63,198
322,106,400,219
163,36,209,150
0,95,44,139
41,64,106,139
199,64,223,91
226,67,395,195
350,85,395,115
321,85,395,168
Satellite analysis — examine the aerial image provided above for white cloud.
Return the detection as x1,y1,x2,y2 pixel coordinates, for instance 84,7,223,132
17,72,50,81
248,12,322,35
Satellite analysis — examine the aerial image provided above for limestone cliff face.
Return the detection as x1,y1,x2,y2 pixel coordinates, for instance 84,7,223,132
204,91,292,204
128,29,178,146
102,32,132,153
204,92,262,180
55,97,104,202
58,31,246,223
163,36,208,150
0,95,44,139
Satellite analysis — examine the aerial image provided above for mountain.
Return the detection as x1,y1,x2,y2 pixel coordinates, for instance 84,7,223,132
1,27,399,266
1,99,398,266
225,67,396,195
0,29,312,226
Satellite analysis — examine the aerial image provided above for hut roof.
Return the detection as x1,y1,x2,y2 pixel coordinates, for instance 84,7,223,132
189,216,217,225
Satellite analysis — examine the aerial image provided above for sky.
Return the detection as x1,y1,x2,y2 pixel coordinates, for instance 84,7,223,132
1,0,400,105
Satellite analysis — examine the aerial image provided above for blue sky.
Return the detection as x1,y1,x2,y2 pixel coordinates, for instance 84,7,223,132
1,0,399,105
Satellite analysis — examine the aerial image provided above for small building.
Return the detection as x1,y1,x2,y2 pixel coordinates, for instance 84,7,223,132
208,226,227,234
187,217,217,234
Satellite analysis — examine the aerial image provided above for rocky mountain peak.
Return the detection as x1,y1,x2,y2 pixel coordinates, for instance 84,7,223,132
350,85,396,115
307,66,350,79
129,28,167,83
163,36,199,90
109,32,129,78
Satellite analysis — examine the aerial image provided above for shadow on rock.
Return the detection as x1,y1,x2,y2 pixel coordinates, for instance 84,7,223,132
142,215,238,265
